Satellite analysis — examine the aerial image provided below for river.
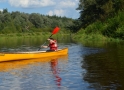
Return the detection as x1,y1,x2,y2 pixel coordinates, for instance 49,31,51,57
0,37,124,90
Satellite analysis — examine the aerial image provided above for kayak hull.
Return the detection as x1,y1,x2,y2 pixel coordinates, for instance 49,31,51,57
0,48,68,62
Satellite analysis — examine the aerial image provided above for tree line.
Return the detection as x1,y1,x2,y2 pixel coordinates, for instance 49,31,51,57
0,9,75,34
76,0,124,39
77,0,124,27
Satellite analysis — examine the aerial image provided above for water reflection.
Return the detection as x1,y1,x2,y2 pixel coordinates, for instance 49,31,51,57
0,36,73,52
82,42,124,90
51,59,62,87
1,36,124,90
0,55,68,72
0,55,68,90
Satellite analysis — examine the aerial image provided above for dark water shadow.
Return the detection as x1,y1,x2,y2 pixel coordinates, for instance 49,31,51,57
81,41,124,90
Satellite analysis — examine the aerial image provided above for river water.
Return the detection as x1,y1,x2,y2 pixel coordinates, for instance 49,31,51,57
0,37,124,90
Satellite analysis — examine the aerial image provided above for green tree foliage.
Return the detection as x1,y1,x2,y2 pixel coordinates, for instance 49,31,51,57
0,9,74,34
69,19,82,33
78,11,124,40
3,8,8,14
29,13,43,28
77,0,124,27
76,0,124,39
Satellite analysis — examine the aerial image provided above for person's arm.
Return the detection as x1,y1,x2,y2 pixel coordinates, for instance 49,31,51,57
42,46,48,48
41,39,51,48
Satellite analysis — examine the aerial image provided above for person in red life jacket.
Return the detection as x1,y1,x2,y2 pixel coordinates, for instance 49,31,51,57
42,38,58,51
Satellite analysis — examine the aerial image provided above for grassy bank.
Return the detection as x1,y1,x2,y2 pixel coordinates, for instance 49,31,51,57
72,32,123,48
0,32,49,37
73,31,122,42
0,29,69,37
73,11,124,43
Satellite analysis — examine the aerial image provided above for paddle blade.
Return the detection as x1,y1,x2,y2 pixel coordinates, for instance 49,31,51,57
52,27,60,34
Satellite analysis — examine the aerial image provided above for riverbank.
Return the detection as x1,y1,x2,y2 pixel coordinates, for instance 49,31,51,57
73,10,124,43
72,32,124,48
0,31,123,45
0,32,49,37
73,32,123,42
0,32,69,38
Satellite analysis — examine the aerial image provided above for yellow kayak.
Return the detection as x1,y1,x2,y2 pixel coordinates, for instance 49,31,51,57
0,48,68,62
0,55,68,72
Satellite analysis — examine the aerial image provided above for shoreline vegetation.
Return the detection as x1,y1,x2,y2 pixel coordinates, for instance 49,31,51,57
73,33,123,43
0,31,123,42
1,0,124,43
75,0,124,42
73,10,124,43
0,32,70,39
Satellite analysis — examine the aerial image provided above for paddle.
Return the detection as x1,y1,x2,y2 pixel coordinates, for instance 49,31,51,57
38,27,60,51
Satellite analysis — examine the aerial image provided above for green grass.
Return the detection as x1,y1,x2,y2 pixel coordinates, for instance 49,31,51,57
0,32,69,39
73,29,123,43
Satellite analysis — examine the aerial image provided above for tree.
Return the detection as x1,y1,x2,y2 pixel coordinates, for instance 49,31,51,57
3,8,8,14
0,9,76,34
77,0,124,28
29,13,43,28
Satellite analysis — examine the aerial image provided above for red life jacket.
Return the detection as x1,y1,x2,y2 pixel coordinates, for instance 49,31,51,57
48,40,58,51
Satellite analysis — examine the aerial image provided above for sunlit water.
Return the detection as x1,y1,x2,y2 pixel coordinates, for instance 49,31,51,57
0,37,124,90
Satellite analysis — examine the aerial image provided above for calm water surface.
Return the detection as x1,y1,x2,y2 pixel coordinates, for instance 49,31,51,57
0,37,124,90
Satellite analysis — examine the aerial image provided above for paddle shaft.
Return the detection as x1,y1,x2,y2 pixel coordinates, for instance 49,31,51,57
38,34,53,51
